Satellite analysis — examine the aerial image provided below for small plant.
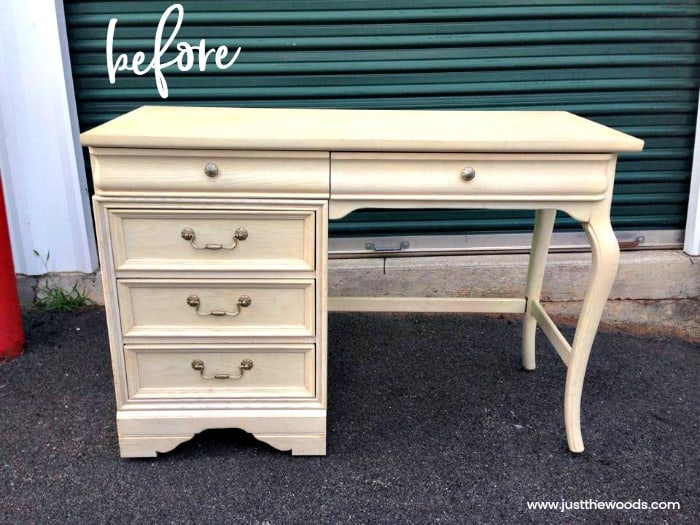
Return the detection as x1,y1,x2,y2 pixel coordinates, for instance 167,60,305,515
32,250,93,311
34,281,93,311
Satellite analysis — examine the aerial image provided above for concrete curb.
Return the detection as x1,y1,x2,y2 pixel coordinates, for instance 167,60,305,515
329,250,699,301
15,250,699,339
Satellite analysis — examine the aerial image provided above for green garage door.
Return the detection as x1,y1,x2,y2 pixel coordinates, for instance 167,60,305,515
64,0,700,238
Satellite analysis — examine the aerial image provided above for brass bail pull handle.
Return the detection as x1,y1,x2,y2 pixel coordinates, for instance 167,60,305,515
186,294,252,317
180,226,248,250
191,358,253,380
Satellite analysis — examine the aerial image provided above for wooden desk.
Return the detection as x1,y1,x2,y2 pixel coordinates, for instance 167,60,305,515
82,107,643,456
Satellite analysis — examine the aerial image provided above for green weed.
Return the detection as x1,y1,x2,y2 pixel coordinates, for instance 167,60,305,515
32,250,93,311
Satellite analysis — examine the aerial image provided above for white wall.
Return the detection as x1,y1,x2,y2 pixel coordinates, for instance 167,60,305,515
0,0,97,275
683,90,700,256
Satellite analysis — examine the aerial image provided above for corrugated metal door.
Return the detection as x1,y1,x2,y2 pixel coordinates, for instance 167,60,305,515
64,1,700,238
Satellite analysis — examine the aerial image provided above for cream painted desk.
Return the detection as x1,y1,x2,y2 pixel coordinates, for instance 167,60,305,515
81,106,643,457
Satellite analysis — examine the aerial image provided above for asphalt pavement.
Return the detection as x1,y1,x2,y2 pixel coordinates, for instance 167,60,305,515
1,306,697,524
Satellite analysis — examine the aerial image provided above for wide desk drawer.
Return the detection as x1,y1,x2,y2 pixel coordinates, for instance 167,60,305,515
331,152,612,201
108,208,316,272
117,279,315,340
90,148,329,198
124,344,315,400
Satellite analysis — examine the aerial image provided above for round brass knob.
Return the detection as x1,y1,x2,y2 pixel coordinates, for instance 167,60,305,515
460,166,476,181
204,162,219,178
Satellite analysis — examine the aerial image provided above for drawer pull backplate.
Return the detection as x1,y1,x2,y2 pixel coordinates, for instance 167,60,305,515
191,358,253,380
186,294,252,317
180,226,248,250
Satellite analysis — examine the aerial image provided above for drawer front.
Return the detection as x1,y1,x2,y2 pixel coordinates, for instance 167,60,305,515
331,152,611,201
109,208,315,272
124,344,315,400
91,148,329,197
118,279,315,339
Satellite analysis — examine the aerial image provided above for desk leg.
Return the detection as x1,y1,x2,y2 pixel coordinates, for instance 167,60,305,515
565,215,619,452
522,209,556,370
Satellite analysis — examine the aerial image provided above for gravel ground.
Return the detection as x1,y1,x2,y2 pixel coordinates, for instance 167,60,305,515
0,306,698,524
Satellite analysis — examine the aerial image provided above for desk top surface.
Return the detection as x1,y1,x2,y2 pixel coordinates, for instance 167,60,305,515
81,106,643,153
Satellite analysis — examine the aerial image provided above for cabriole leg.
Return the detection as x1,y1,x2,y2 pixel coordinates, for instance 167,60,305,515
522,209,557,370
565,216,619,452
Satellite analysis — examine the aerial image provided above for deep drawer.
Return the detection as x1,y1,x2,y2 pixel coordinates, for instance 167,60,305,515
108,207,316,272
117,279,315,340
331,152,611,202
90,148,329,198
124,344,315,400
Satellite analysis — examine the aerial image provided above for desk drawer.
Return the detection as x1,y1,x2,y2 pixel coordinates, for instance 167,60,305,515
124,344,315,400
331,152,611,201
117,279,315,339
109,208,315,272
91,148,329,197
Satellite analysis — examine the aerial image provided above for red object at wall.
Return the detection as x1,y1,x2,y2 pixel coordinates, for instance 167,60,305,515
0,176,24,361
